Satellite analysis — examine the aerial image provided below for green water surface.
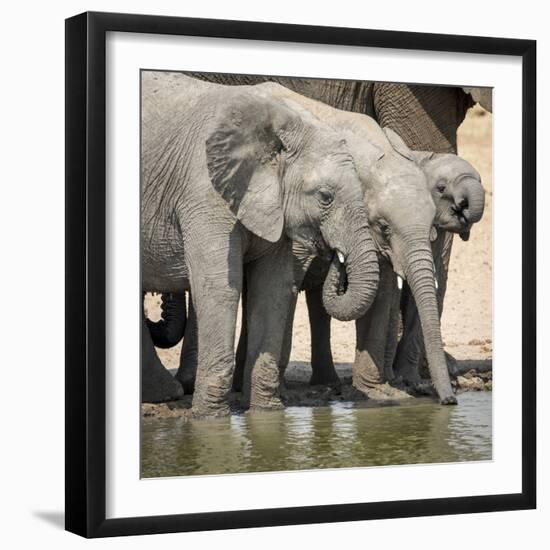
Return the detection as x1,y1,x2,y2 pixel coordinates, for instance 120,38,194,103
141,391,492,478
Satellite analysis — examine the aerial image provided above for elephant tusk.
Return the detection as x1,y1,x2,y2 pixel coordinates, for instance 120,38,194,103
434,277,439,290
397,275,403,290
337,250,345,264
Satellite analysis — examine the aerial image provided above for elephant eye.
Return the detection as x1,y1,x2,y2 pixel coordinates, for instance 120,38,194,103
318,189,334,206
436,180,446,194
378,219,390,235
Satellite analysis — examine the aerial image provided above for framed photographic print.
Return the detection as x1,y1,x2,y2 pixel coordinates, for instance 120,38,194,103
65,11,536,538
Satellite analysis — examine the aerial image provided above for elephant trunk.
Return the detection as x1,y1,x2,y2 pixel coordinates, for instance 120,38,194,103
401,236,457,404
454,176,485,226
145,292,186,348
321,206,379,322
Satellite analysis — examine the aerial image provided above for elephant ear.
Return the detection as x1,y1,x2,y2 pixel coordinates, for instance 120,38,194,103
206,94,293,242
383,127,416,161
410,150,437,167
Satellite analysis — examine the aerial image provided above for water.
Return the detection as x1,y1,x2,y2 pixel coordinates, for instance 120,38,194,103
141,392,492,478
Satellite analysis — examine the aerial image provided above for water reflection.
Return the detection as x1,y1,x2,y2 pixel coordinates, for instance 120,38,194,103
141,392,492,478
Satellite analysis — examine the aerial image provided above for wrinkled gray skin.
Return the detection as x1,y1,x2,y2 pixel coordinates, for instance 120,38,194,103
151,75,486,400
141,73,379,415
190,75,485,382
296,120,482,403
372,84,487,382
177,101,462,404
301,133,485,395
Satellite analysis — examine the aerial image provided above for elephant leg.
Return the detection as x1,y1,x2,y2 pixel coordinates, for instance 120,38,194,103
188,241,242,418
233,279,248,392
353,261,409,400
353,262,391,390
141,315,184,403
393,283,423,386
242,243,295,411
306,287,340,386
278,293,298,390
383,284,401,382
175,294,198,394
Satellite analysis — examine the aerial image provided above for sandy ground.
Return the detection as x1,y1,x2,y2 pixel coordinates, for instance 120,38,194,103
147,104,493,382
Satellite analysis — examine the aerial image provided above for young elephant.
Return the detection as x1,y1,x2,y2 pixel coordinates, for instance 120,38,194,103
391,140,485,384
141,73,379,416
176,98,461,405
301,128,484,398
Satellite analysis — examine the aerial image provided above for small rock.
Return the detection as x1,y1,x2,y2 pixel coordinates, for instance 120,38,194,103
463,369,478,379
457,375,485,391
485,380,493,391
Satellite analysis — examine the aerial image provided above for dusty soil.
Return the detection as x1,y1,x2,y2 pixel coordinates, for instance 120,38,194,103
144,104,492,416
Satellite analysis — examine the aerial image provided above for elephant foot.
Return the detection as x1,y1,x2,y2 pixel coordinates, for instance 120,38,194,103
353,381,412,401
393,354,422,389
142,363,184,403
191,401,231,419
142,317,184,403
247,360,283,411
408,379,435,396
249,395,284,412
175,370,196,394
191,382,232,418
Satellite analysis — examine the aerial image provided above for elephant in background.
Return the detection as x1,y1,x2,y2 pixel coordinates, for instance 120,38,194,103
141,73,379,415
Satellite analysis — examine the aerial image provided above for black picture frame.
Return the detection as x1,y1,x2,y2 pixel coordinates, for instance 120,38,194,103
65,11,536,538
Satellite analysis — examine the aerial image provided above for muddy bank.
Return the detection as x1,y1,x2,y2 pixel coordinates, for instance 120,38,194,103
142,359,492,419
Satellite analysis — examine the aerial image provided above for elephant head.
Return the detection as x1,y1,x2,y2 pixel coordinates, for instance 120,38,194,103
338,121,456,403
409,149,485,241
205,87,379,321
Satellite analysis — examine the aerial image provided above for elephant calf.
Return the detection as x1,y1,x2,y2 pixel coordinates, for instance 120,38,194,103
175,93,472,405
302,129,485,396
141,73,379,417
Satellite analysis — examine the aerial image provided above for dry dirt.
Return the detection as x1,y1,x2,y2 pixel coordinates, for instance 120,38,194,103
147,104,493,385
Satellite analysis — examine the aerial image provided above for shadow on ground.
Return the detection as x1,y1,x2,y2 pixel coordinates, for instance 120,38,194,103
33,510,65,530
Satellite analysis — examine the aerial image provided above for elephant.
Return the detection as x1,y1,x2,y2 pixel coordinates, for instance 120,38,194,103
146,73,486,403
141,72,379,416
364,82,488,381
183,74,487,377
172,93,463,404
296,132,485,394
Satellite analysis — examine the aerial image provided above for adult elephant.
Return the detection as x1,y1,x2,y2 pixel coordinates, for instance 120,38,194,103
141,72,379,416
